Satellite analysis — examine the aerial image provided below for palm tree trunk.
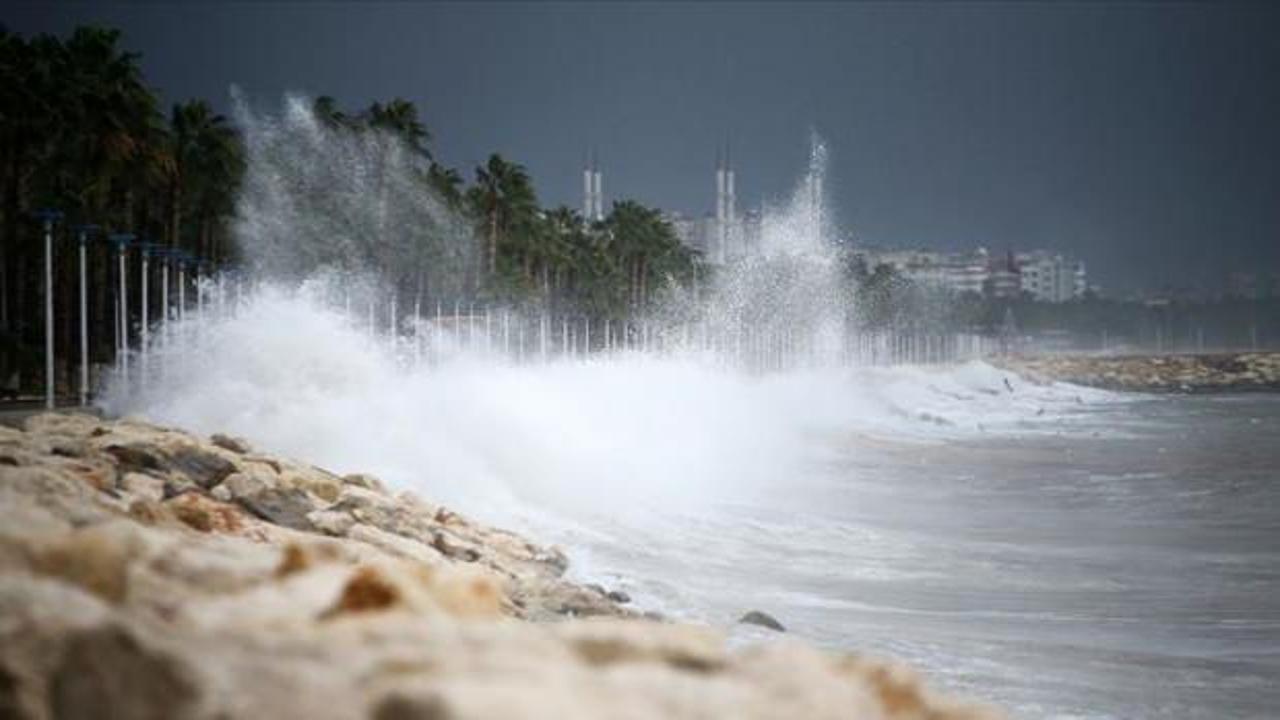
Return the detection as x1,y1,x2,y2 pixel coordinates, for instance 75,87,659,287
639,256,649,308
488,212,498,279
169,176,182,248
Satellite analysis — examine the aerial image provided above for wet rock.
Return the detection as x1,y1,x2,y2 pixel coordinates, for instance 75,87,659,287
236,487,317,531
738,610,786,632
103,442,166,473
607,590,632,604
167,444,237,489
210,432,251,454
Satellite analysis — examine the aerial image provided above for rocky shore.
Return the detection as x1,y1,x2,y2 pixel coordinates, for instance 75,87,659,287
999,351,1280,393
0,412,998,719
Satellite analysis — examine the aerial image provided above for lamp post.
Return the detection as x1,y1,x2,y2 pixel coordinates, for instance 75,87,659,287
35,209,63,409
107,234,134,379
138,242,155,380
196,261,208,316
176,252,191,323
159,247,170,328
72,224,100,405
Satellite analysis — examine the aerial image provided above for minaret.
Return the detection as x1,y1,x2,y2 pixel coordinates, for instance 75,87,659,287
725,143,736,258
592,159,603,221
714,148,726,263
583,151,594,221
715,148,725,226
583,151,604,222
726,163,736,223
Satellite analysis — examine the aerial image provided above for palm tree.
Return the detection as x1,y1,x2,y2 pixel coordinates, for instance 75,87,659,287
605,200,694,311
468,154,536,283
167,100,240,255
312,95,350,130
427,163,464,207
364,98,430,160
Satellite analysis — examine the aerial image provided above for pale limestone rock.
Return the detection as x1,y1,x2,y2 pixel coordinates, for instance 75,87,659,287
342,471,386,493
347,523,447,567
222,469,274,499
0,413,1003,720
121,472,165,503
307,508,357,536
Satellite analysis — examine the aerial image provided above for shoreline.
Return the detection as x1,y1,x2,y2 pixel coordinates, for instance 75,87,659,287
995,351,1280,393
0,412,999,719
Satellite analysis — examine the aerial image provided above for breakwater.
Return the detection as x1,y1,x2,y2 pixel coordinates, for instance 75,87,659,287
0,412,999,719
999,352,1280,392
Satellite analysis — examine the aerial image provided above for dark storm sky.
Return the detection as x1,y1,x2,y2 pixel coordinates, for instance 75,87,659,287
7,2,1279,292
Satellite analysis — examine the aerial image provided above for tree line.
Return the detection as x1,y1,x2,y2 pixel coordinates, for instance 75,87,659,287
0,24,702,393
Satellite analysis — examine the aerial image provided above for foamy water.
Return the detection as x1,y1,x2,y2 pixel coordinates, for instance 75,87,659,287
102,99,1280,717
102,287,1280,719
103,285,1110,523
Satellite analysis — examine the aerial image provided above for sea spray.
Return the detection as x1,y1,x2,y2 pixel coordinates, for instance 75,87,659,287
102,96,1111,534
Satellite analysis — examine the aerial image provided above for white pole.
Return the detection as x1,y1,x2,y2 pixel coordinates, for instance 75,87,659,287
468,303,476,351
178,264,186,322
436,301,444,361
484,306,492,354
161,258,169,326
517,315,525,364
502,310,510,358
140,249,149,381
539,314,547,362
118,244,129,378
78,231,88,406
42,216,55,409
113,263,120,362
390,295,398,353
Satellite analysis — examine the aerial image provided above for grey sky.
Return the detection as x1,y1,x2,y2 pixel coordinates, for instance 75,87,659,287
7,2,1279,292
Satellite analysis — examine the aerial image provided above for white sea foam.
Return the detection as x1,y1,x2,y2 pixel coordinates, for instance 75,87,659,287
103,283,1110,532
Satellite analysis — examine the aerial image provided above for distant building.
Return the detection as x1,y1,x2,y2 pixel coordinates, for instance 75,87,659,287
1016,251,1085,302
985,251,1022,299
853,246,1088,303
666,148,761,264
581,151,603,222
853,247,991,296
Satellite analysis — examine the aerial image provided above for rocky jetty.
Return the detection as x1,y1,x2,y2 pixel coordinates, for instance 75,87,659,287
0,413,1000,719
1000,352,1280,393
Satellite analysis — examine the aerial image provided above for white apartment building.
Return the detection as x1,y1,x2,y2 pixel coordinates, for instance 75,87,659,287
855,247,991,296
855,246,1088,303
1016,251,1086,302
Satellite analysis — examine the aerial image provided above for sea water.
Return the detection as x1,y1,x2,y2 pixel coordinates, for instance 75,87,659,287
104,291,1280,718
